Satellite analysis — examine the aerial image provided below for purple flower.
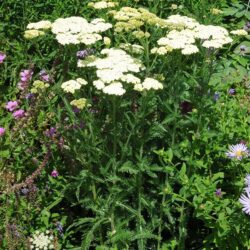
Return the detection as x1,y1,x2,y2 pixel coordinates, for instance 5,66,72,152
244,22,250,31
51,170,59,177
180,101,192,114
20,69,33,82
39,69,50,82
45,127,57,138
13,109,25,119
21,188,29,195
25,93,35,100
215,188,222,198
73,107,81,114
228,88,235,95
0,127,5,137
17,81,29,90
0,52,6,63
56,222,64,237
6,101,18,112
76,49,94,59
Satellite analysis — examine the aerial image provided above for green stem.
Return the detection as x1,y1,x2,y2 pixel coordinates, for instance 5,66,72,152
137,146,144,250
157,185,166,250
112,96,117,159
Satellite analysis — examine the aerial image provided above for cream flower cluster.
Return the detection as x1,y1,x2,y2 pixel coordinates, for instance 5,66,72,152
119,43,144,54
25,17,112,45
24,30,45,39
151,15,232,55
210,8,223,15
110,7,166,38
27,20,52,30
70,98,88,109
29,230,54,249
25,20,52,39
134,78,163,92
78,48,163,95
88,0,118,9
61,78,88,94
230,29,248,36
31,80,50,94
164,14,199,30
51,17,112,45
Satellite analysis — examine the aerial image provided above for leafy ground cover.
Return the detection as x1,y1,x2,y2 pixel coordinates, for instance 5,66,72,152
0,0,250,249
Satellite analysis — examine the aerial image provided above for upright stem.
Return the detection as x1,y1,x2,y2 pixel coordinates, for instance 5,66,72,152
137,146,144,250
110,96,118,241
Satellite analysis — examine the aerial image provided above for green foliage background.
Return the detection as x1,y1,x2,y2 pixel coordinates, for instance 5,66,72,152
0,0,250,249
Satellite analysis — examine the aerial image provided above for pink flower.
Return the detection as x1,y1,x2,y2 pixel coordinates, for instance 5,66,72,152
0,52,6,63
51,170,59,177
17,81,29,90
20,69,33,82
6,101,18,112
13,109,25,119
39,70,50,82
0,127,5,136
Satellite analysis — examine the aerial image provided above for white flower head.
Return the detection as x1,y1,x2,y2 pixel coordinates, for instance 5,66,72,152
225,143,249,160
29,231,54,249
61,80,81,94
102,82,126,96
142,78,163,90
27,20,52,30
239,188,250,215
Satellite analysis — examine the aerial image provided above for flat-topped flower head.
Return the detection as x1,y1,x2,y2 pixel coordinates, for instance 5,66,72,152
27,20,52,30
225,143,249,160
70,98,88,109
61,80,81,94
51,16,112,45
29,230,54,249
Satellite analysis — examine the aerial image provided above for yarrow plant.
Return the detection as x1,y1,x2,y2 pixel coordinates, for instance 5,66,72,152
29,230,54,249
1,1,250,249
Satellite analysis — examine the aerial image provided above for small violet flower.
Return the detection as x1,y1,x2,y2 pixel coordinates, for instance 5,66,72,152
56,222,64,237
6,101,18,112
228,88,235,95
0,52,6,63
45,127,57,138
25,93,35,100
76,48,94,59
51,170,59,177
13,109,25,119
39,69,50,82
215,188,222,198
0,127,5,137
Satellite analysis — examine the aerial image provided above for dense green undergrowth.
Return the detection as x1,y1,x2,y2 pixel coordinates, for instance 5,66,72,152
0,0,250,249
